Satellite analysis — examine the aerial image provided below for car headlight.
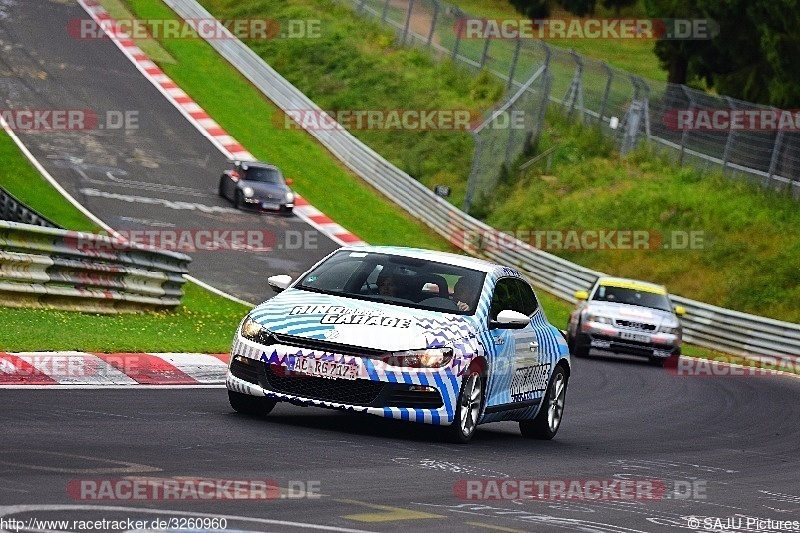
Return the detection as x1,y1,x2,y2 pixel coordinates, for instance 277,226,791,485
285,191,295,203
660,324,681,335
240,316,265,341
243,187,255,198
382,347,454,368
587,313,614,325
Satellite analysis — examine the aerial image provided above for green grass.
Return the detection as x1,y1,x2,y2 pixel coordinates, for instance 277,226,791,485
448,0,666,81
0,133,96,231
484,110,800,323
0,282,248,352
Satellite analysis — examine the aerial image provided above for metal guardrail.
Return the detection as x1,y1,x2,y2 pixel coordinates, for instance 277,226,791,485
0,221,191,313
165,0,800,360
0,186,59,228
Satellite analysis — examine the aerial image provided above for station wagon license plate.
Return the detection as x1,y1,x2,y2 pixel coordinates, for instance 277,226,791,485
293,356,358,380
619,331,650,343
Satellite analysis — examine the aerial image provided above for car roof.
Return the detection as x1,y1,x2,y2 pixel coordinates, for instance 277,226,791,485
240,160,279,171
338,245,506,275
595,276,667,295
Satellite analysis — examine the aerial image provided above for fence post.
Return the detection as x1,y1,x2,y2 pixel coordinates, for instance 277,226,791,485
480,35,491,68
464,132,483,213
427,0,439,47
678,85,696,167
507,38,521,91
401,0,415,45
767,120,784,187
381,0,390,23
598,62,613,128
452,10,463,60
563,50,584,121
721,97,736,174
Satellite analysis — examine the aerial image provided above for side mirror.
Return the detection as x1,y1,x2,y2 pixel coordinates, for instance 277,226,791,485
490,309,530,330
674,305,686,316
285,177,294,186
268,274,293,293
574,290,589,301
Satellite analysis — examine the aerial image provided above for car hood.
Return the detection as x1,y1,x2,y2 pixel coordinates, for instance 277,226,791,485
585,301,678,326
241,181,289,198
248,289,476,352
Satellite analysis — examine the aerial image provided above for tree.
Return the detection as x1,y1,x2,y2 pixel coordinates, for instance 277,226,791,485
508,0,551,18
644,0,800,107
559,0,597,16
602,0,637,15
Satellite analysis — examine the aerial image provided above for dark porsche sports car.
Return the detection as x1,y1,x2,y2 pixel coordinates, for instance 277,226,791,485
218,160,295,214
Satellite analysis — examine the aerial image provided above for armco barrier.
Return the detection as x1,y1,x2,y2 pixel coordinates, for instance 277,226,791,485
0,221,190,313
163,0,800,360
0,185,59,228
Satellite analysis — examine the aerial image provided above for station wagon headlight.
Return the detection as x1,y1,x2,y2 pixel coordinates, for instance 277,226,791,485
240,316,264,341
587,313,613,325
660,324,681,335
383,348,453,368
243,187,255,197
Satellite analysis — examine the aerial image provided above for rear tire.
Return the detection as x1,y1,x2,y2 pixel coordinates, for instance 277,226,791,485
520,365,568,440
218,176,226,198
228,390,276,417
234,190,244,210
447,370,483,443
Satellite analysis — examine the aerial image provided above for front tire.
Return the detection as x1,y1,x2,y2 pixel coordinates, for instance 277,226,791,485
228,390,276,417
447,370,483,443
520,364,568,440
234,190,244,210
218,176,227,198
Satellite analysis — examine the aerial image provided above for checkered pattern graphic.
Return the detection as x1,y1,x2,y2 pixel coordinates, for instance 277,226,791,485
76,0,364,247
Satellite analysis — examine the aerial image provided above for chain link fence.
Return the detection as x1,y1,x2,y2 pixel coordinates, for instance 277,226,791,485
337,0,800,200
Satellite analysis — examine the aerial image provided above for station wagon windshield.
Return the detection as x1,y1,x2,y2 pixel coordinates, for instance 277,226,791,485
592,285,673,312
296,250,486,315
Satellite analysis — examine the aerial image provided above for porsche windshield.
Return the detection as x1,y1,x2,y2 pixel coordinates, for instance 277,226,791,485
591,285,673,312
296,250,486,315
244,166,283,184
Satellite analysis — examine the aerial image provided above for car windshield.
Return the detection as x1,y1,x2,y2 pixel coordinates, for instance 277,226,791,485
243,166,283,184
295,250,486,315
592,285,673,312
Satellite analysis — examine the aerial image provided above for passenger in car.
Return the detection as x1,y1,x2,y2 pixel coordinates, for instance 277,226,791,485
453,276,480,312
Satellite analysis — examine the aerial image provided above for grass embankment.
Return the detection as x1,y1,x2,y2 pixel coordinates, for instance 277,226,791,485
0,131,249,352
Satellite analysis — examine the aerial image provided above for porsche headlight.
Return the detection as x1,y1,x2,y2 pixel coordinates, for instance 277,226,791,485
243,187,255,198
285,191,295,203
383,348,454,368
240,316,264,341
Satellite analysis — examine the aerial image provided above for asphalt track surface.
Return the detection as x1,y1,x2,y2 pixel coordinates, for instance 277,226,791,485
2,1,800,532
0,0,339,304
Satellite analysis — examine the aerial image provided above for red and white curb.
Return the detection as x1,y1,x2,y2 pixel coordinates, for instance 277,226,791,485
0,352,229,388
77,0,364,247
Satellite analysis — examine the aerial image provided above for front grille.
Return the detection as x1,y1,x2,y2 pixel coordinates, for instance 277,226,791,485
385,389,444,408
264,363,385,406
230,357,260,384
265,332,386,358
615,319,657,331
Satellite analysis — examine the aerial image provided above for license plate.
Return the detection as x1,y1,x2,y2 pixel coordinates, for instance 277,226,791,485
293,356,357,380
262,202,280,210
620,331,650,343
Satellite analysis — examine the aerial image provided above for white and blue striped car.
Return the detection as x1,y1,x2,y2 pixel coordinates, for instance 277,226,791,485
226,246,570,442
